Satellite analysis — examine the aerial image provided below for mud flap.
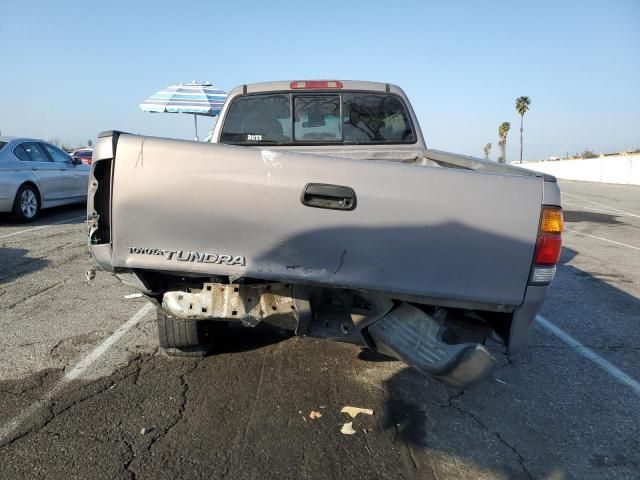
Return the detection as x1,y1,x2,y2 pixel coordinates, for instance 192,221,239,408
367,303,495,387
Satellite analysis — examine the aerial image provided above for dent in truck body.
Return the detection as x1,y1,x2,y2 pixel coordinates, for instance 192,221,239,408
508,285,549,354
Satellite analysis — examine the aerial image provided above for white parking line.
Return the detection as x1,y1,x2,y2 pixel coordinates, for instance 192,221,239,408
0,302,153,446
0,398,50,447
0,215,85,240
562,202,626,216
536,315,640,395
564,229,640,251
562,192,640,219
66,303,154,380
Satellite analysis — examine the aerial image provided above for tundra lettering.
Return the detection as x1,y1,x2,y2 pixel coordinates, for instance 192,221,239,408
128,247,245,266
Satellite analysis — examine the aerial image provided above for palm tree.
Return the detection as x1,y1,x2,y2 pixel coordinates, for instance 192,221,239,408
515,96,531,163
497,122,510,164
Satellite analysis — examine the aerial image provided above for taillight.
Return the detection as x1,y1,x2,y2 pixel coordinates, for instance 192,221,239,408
290,80,343,89
540,208,563,234
535,235,562,264
531,207,563,285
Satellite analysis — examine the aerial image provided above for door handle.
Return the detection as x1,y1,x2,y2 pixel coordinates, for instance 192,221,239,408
301,183,356,211
31,167,39,171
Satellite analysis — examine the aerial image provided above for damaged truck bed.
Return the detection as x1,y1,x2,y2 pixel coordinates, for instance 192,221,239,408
88,80,563,387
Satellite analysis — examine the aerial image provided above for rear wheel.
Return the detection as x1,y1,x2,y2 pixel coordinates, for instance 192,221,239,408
156,308,225,356
12,184,40,222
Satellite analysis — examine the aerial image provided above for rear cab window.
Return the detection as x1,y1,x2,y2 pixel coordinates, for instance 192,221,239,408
294,95,341,142
220,94,291,144
220,91,415,146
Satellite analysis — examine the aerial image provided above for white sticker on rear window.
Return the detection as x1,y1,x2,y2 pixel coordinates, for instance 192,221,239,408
246,134,263,141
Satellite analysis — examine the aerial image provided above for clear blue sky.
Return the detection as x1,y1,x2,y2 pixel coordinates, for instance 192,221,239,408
1,0,638,160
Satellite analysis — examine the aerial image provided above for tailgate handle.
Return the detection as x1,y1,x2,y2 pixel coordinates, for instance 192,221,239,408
301,183,356,211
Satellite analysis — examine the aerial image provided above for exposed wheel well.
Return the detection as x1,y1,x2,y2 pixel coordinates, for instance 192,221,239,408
17,182,41,204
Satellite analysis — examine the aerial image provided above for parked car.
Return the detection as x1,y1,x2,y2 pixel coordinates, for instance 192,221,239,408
71,148,93,165
0,137,90,221
88,80,562,387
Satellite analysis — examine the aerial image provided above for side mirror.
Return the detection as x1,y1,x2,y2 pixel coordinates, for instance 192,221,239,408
70,156,81,165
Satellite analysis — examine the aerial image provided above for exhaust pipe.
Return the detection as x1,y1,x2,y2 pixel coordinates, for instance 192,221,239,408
367,303,495,387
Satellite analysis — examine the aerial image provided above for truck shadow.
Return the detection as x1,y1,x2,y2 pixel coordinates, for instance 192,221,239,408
378,245,640,479
247,221,540,308
562,209,624,226
207,322,292,354
0,247,50,285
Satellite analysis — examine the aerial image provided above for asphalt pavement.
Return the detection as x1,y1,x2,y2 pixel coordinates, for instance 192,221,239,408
0,179,638,480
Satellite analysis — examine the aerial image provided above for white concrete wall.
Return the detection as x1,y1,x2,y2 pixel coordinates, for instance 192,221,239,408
521,155,640,185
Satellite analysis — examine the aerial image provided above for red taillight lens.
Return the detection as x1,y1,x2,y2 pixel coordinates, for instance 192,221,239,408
535,234,562,265
531,207,563,284
290,80,343,89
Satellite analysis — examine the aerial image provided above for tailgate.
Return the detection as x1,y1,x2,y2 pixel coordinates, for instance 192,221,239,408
97,133,543,306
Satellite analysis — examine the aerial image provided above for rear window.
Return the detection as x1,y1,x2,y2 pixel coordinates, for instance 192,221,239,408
294,95,341,142
220,92,415,145
220,94,291,144
14,145,31,162
0,141,7,151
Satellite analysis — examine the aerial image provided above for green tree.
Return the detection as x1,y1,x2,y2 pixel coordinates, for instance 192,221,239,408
515,96,531,163
581,149,598,159
497,122,511,164
483,142,492,160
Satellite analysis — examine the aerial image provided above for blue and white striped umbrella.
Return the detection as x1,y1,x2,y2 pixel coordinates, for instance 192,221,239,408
140,81,227,140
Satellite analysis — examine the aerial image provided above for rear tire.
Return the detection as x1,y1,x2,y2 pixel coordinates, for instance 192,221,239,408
12,184,40,222
156,308,225,356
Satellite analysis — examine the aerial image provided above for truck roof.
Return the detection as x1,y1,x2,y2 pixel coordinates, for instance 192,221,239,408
228,80,403,96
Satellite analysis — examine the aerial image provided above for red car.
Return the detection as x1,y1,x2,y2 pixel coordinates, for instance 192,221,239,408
70,148,93,165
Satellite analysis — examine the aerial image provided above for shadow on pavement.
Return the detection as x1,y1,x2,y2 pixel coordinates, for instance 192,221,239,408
556,246,640,312
562,209,623,226
378,245,640,479
0,203,85,227
208,322,293,355
0,247,50,284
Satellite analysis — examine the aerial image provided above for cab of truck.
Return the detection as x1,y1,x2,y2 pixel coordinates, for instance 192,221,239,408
211,80,420,146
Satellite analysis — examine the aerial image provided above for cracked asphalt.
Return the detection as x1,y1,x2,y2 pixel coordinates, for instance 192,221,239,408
0,179,639,479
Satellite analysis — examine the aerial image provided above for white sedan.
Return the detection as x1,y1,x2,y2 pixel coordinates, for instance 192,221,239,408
0,137,90,221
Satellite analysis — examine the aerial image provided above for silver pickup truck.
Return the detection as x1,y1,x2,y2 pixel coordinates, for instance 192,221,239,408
88,80,563,387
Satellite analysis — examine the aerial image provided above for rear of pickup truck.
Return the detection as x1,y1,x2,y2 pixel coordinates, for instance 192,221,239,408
88,81,562,387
